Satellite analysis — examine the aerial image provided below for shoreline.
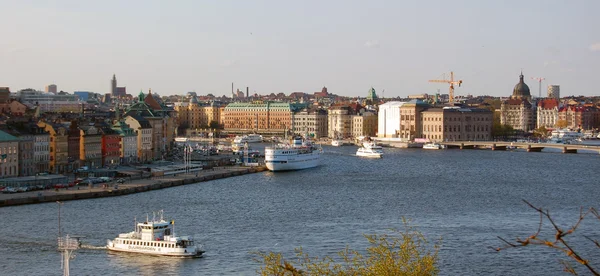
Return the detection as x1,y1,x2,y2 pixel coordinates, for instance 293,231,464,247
0,166,267,208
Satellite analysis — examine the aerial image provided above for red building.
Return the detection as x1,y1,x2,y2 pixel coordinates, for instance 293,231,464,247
99,124,121,167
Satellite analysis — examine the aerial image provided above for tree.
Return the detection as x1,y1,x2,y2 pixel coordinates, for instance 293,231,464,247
209,120,221,130
494,200,599,275
533,126,549,139
255,220,440,276
556,119,568,129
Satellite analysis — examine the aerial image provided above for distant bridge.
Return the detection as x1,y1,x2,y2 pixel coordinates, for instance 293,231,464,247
441,141,600,154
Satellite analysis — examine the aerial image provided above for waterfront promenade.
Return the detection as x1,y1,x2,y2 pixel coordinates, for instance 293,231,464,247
441,141,600,153
0,165,267,207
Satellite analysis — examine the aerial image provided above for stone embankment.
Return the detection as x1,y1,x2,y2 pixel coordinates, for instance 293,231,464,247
0,166,267,207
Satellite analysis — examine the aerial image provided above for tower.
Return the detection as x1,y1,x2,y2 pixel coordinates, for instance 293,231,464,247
111,74,117,95
547,85,560,99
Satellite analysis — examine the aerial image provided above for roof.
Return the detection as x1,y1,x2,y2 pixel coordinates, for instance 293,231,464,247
512,73,531,98
538,98,559,109
379,101,407,108
0,130,19,142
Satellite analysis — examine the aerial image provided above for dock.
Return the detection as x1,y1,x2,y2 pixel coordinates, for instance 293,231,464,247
0,165,267,208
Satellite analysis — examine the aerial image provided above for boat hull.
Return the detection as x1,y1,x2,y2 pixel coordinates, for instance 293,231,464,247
106,241,203,258
356,152,382,158
265,152,321,171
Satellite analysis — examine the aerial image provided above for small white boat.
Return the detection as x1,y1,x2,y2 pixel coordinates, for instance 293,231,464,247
106,211,204,258
331,140,342,147
356,141,383,158
422,143,445,150
174,137,189,142
233,134,263,144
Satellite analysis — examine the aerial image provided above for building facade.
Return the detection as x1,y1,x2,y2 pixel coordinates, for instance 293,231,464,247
328,106,352,139
38,122,69,174
291,108,328,138
398,100,429,140
352,112,378,138
174,98,223,135
224,102,298,135
536,99,559,129
547,85,560,99
0,130,19,178
421,107,493,142
79,125,102,169
124,115,153,163
68,121,81,172
31,125,50,174
99,124,121,167
501,72,535,132
113,121,138,164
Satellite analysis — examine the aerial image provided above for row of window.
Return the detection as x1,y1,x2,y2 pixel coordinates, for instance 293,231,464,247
116,240,178,248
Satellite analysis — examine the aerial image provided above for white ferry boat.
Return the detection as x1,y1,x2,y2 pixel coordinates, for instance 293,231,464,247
174,137,189,142
331,139,343,147
233,134,263,144
422,143,445,150
356,141,383,158
265,137,323,171
106,211,204,258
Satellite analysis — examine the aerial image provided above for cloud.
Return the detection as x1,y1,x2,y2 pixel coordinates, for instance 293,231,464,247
364,40,380,48
589,42,600,52
543,60,559,67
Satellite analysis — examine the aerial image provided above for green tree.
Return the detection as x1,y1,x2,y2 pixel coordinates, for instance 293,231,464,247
255,220,440,276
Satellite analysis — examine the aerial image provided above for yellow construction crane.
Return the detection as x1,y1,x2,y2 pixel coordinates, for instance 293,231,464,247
429,71,462,104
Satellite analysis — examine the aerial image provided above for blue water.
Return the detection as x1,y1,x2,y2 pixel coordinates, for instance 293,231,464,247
0,146,598,275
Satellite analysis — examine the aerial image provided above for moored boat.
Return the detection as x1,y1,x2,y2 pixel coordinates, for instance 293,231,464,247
233,134,263,144
422,143,445,150
356,141,383,158
265,137,322,171
106,211,204,258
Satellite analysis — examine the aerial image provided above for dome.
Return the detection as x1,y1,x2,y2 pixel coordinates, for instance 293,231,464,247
512,72,530,99
189,96,199,104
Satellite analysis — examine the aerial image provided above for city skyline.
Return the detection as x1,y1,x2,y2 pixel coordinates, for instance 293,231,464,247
1,0,599,97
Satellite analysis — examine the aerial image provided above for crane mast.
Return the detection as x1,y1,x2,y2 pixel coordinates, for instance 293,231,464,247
429,71,462,104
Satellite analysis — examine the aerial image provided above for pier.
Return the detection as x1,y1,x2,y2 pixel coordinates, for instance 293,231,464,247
442,141,600,154
0,165,267,208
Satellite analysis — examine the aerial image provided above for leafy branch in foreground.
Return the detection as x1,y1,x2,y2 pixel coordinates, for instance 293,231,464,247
254,219,440,276
493,200,600,275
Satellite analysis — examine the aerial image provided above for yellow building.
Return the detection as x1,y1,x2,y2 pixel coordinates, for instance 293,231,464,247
38,121,69,174
352,112,378,138
223,102,296,135
174,97,223,135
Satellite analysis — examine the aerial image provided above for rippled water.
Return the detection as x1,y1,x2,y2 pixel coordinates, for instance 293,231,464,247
1,146,599,275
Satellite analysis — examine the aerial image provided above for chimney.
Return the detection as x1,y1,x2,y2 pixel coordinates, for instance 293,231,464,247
246,87,249,98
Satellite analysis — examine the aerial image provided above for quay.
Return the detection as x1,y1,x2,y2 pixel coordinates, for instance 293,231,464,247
441,141,600,154
0,165,267,208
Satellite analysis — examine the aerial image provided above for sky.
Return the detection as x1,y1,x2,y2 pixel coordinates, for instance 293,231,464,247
1,0,599,98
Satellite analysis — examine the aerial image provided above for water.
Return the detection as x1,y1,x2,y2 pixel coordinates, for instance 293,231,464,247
1,146,599,275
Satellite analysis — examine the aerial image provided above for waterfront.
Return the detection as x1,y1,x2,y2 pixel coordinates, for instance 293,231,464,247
0,146,598,275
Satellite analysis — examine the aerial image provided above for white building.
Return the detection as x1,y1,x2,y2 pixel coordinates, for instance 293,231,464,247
536,99,560,129
377,101,406,138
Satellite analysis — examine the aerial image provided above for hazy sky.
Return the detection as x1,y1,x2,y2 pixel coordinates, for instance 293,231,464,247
1,0,599,98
